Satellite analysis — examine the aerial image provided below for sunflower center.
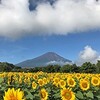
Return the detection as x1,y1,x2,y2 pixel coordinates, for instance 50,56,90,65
93,79,98,84
9,94,17,100
55,79,59,83
82,82,87,88
32,82,37,89
64,90,72,99
34,75,38,79
61,81,64,85
33,83,36,86
69,80,74,85
77,75,80,77
38,80,44,86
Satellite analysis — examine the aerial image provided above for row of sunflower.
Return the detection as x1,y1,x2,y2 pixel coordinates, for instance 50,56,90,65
0,72,100,100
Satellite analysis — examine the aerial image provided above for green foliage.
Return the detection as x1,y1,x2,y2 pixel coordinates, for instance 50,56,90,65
0,78,3,83
80,62,96,73
96,60,100,73
28,61,99,73
0,60,100,73
76,91,84,99
86,91,94,99
0,62,21,72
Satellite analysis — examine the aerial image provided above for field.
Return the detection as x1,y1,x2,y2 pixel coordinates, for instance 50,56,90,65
0,72,100,100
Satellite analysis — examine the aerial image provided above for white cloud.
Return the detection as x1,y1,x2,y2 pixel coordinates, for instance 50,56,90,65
46,60,72,65
0,0,100,38
76,45,100,65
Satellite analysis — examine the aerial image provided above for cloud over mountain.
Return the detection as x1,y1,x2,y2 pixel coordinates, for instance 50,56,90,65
0,0,100,38
76,45,100,65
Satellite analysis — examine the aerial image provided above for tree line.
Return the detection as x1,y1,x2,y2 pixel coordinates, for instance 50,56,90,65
0,61,100,73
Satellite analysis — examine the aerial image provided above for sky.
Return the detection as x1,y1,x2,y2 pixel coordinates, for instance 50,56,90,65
0,0,100,65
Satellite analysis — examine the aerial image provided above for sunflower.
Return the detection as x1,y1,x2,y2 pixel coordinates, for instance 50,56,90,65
53,77,59,87
80,79,90,91
3,88,25,100
59,80,66,88
75,73,81,79
33,75,38,80
19,78,22,84
40,88,48,100
91,76,100,86
67,78,76,88
32,81,37,89
38,79,44,86
61,88,75,100
43,77,48,84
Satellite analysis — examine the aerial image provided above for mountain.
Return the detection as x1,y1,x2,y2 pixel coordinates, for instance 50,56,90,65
16,52,72,67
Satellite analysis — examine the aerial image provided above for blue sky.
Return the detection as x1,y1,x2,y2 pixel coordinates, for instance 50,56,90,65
0,30,100,64
0,0,100,65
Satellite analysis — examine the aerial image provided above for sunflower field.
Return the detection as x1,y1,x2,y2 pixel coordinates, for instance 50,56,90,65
0,72,100,100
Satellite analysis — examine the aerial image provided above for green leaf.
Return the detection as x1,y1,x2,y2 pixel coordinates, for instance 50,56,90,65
96,95,100,99
94,87,99,91
76,91,83,99
53,93,61,98
0,78,3,83
1,86,6,91
86,91,94,99
26,92,34,99
75,97,79,100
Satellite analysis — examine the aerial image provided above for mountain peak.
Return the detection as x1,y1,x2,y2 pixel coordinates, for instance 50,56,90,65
42,52,58,56
16,52,72,67
40,52,60,58
45,52,57,54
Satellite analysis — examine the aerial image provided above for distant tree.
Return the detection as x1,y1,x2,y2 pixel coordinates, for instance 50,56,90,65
46,65,55,72
53,65,61,72
71,64,79,73
80,62,96,73
31,67,40,72
41,66,47,72
0,62,17,72
96,60,100,73
60,64,72,73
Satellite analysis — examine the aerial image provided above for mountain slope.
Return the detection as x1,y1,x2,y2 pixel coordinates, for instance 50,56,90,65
16,52,72,67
